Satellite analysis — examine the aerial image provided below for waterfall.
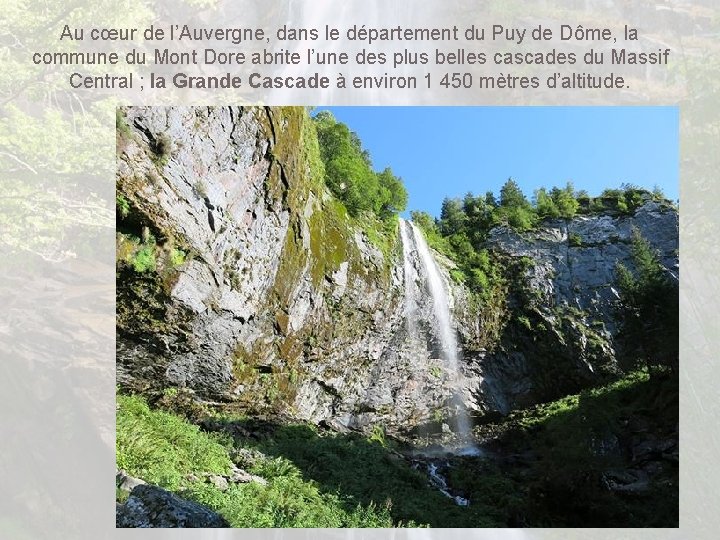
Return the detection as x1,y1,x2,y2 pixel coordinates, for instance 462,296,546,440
398,218,417,337
399,219,471,438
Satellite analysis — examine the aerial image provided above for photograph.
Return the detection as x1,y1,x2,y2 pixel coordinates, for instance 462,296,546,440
115,105,678,528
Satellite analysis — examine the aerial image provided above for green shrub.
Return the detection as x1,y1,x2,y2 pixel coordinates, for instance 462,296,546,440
116,194,130,219
170,248,186,267
517,315,532,331
116,393,232,490
368,424,387,447
116,109,132,139
615,229,678,372
132,245,156,272
535,187,560,218
568,232,583,247
151,132,172,166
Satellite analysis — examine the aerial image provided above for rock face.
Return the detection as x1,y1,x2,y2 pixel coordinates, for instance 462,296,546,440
116,484,228,528
455,201,678,414
117,106,468,433
485,202,677,325
116,106,678,432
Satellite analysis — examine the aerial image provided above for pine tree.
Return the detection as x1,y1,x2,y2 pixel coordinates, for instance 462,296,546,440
615,228,678,373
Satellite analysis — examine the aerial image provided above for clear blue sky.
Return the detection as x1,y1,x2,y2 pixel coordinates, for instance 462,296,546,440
317,107,678,219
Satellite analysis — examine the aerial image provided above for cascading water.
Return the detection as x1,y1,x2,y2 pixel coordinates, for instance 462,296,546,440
399,219,471,439
398,219,418,338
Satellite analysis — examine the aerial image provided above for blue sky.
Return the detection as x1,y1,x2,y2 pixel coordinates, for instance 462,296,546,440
317,107,679,219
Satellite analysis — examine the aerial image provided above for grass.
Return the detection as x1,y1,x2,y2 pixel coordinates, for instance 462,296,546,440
131,245,156,272
117,394,231,490
169,248,186,267
458,369,678,527
116,392,502,527
117,393,400,527
116,194,130,219
117,369,677,528
429,365,443,378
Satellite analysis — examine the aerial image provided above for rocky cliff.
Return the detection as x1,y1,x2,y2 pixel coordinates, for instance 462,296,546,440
456,201,678,415
116,106,679,434
117,106,466,433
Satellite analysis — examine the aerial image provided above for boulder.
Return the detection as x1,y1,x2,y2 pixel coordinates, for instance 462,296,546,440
116,470,146,492
116,484,228,528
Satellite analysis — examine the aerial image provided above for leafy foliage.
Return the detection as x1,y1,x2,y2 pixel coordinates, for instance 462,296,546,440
220,419,499,527
169,248,186,267
117,393,232,489
493,178,536,231
433,181,669,243
132,245,156,273
313,111,407,220
118,365,677,528
535,182,579,219
0,0,160,265
412,180,673,301
568,232,583,247
411,180,675,356
116,194,130,219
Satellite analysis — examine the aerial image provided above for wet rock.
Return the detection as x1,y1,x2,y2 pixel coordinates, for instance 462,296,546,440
602,469,650,494
116,484,228,527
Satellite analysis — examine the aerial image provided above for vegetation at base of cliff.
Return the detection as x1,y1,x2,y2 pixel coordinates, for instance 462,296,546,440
116,392,504,527
449,369,678,527
207,418,501,527
117,368,677,527
117,393,397,527
117,393,233,486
